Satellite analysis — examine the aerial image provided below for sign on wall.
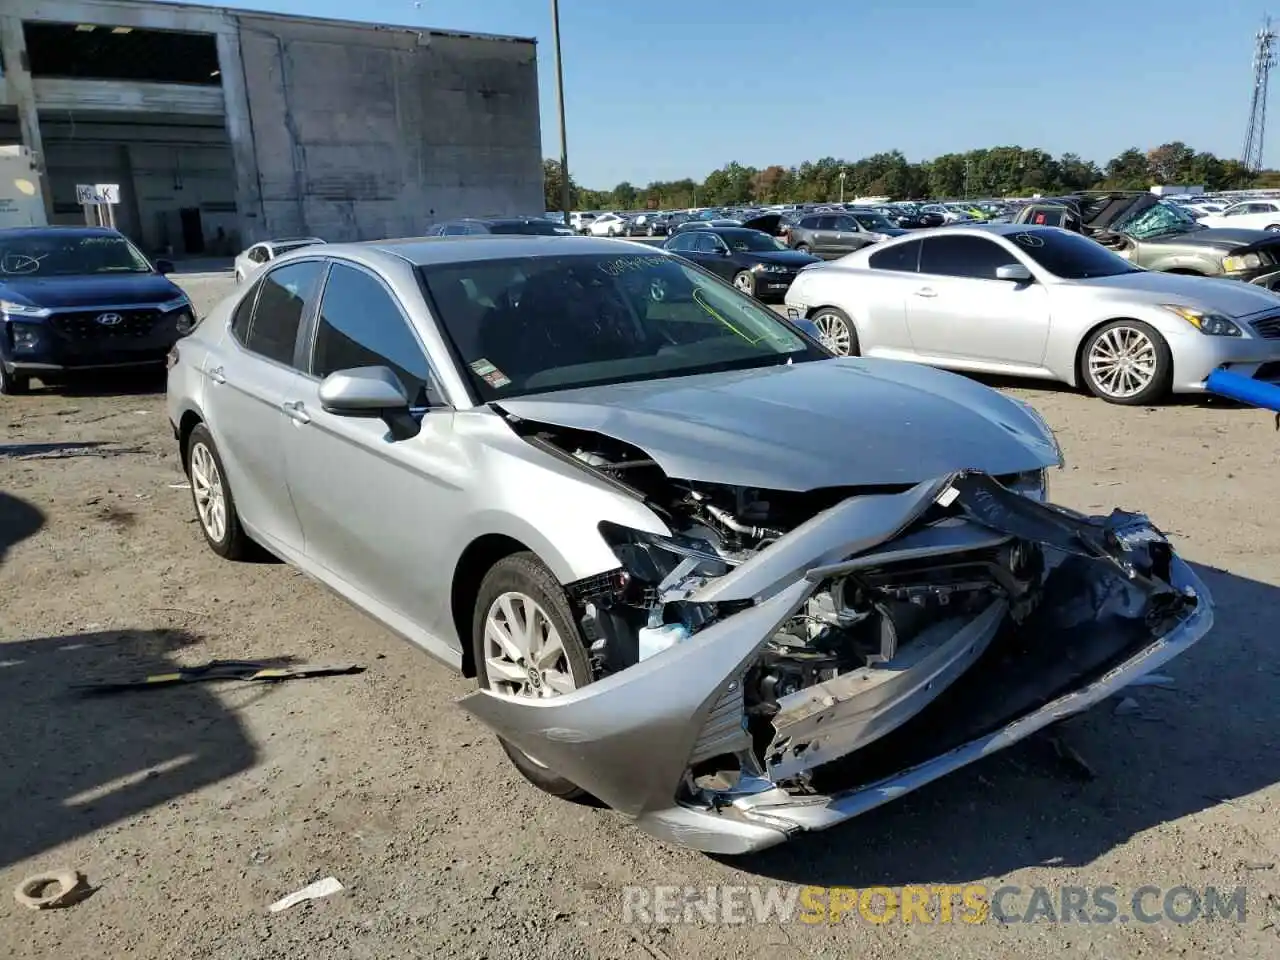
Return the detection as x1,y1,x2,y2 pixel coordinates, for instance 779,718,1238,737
76,183,121,205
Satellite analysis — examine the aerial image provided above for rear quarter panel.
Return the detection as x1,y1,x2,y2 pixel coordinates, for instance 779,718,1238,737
785,263,913,354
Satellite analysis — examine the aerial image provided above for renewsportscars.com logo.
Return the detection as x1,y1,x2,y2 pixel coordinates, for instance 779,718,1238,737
621,884,1249,926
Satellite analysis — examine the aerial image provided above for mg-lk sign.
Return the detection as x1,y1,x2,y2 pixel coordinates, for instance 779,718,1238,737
76,183,121,205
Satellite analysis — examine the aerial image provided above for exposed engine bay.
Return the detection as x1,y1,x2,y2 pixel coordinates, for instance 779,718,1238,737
459,413,1210,854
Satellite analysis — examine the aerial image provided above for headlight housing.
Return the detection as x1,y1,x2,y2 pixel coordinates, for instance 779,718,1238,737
1223,253,1262,272
1161,304,1243,337
157,295,191,313
755,263,789,274
9,322,44,353
0,300,51,319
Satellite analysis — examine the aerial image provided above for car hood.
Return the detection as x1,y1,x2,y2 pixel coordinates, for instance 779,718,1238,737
1080,270,1280,316
496,358,1060,491
0,273,183,309
1141,227,1277,250
749,250,822,268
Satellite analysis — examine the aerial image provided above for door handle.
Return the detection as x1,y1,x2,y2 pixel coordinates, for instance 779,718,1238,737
913,287,938,298
207,365,226,384
281,400,311,425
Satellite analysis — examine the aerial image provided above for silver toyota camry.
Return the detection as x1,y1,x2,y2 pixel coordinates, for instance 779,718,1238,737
166,235,1214,854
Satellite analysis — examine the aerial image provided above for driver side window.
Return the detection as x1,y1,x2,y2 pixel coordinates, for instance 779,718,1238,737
311,262,433,406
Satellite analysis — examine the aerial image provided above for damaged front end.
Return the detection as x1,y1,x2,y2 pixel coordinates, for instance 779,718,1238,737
459,436,1212,855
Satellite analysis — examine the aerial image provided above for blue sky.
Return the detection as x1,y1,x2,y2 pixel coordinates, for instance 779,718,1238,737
183,0,1268,187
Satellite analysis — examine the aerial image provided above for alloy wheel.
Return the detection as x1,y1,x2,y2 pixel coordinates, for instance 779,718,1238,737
813,311,853,356
734,272,755,294
483,592,579,766
1087,325,1156,399
189,441,228,542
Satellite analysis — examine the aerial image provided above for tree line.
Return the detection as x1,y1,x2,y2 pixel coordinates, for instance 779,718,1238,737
543,143,1280,212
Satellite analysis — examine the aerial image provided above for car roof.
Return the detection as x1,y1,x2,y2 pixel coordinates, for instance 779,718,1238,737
342,234,664,266
267,237,325,244
1,225,122,240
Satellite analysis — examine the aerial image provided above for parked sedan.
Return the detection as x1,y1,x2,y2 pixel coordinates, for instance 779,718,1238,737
426,218,573,237
784,223,1280,404
1200,199,1280,232
663,226,819,299
167,234,1211,854
234,237,326,283
1,226,193,394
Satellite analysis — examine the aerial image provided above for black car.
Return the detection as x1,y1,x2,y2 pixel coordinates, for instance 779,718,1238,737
0,226,193,394
668,217,743,236
426,217,573,236
663,227,820,300
624,213,670,237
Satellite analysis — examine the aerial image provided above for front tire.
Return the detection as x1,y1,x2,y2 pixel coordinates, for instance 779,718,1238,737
473,552,592,800
0,364,30,395
795,243,811,254
1080,319,1172,405
811,306,859,357
733,270,757,297
1267,224,1280,232
185,424,253,559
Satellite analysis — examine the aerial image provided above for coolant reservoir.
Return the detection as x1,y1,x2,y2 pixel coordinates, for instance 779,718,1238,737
637,623,690,661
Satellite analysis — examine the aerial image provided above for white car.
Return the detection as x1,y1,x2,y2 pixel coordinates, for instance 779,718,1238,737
233,237,326,283
586,213,628,237
783,223,1280,405
1200,200,1280,232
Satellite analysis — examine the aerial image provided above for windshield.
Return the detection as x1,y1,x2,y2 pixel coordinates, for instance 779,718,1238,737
1007,229,1142,280
852,213,895,231
489,220,565,236
724,231,787,252
420,253,826,399
0,233,153,277
1117,201,1199,240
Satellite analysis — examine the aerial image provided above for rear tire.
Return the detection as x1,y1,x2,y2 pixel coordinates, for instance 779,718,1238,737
1268,224,1280,232
185,424,253,560
0,364,30,395
472,552,593,801
811,307,859,357
795,243,811,254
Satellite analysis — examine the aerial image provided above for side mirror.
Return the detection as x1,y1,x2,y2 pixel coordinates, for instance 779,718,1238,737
318,366,419,439
995,263,1033,283
155,259,174,275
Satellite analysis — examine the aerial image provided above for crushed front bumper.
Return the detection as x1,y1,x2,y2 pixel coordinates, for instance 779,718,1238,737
459,472,1213,855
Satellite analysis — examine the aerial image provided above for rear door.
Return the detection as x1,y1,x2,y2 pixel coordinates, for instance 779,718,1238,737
904,235,1050,366
203,259,326,554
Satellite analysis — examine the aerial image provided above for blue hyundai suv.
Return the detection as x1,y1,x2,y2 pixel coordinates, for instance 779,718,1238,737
1,226,195,394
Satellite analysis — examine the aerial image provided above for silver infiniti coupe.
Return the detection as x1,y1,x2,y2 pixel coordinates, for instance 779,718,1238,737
166,235,1213,854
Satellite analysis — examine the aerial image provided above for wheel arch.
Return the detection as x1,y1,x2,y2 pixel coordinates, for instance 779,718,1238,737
177,407,206,473
449,533,542,678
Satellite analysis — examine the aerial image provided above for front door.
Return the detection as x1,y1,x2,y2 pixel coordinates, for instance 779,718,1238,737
904,235,1051,366
280,260,461,646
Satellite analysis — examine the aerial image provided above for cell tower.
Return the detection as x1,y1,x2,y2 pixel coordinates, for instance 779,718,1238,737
1243,17,1278,172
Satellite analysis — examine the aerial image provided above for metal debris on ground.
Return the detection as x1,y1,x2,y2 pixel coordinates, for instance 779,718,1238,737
73,660,365,696
14,870,89,910
268,877,344,914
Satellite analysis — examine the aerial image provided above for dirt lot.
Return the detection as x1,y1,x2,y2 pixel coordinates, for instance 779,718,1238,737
3,273,1280,959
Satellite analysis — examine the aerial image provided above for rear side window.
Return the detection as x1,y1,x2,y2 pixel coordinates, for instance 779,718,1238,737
245,260,324,366
230,281,260,343
868,239,921,273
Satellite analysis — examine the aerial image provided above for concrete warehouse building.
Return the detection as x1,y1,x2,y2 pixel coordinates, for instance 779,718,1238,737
0,0,543,254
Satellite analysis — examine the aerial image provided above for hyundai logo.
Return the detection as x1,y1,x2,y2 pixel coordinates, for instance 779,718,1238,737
96,312,124,326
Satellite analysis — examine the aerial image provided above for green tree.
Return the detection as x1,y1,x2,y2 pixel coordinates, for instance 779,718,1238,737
543,159,577,212
610,181,638,209
1102,148,1150,189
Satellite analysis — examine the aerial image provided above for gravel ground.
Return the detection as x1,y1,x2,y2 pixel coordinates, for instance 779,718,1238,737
2,273,1279,959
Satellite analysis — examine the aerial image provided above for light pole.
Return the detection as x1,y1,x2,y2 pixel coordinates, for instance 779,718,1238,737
550,0,571,223
838,170,847,204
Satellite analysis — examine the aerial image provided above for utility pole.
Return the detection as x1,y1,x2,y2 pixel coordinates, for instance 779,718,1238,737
551,0,571,221
838,170,847,204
